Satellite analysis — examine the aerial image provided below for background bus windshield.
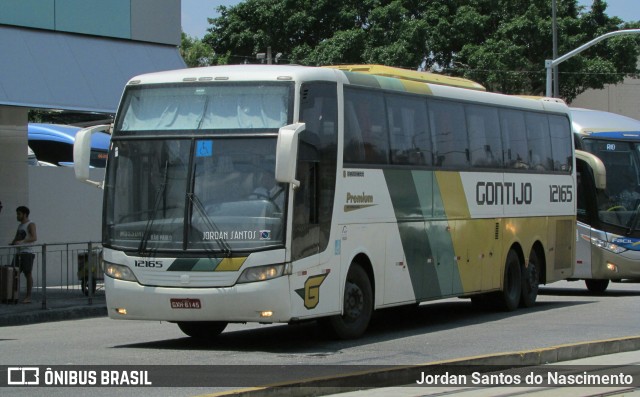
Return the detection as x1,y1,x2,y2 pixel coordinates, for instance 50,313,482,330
584,139,640,230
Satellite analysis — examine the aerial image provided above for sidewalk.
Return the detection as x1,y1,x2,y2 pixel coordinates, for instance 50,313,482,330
208,336,640,397
0,286,106,326
318,348,640,397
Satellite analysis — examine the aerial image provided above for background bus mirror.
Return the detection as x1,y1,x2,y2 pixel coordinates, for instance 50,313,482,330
275,123,306,188
575,150,606,190
74,124,110,188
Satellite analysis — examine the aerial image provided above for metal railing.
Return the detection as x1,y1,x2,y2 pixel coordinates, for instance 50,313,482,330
0,241,103,309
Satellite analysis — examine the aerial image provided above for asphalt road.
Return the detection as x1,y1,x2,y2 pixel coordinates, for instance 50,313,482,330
1,279,639,396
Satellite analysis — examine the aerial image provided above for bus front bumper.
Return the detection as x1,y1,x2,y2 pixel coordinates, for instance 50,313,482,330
592,249,640,280
104,275,292,323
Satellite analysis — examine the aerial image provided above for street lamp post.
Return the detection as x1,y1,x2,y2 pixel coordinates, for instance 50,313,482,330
545,29,640,97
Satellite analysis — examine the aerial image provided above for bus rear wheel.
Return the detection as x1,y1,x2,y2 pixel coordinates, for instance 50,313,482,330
177,321,227,339
320,264,372,339
585,279,609,293
498,250,522,311
520,250,540,308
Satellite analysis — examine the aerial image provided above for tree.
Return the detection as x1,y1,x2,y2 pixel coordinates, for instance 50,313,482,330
204,0,432,66
203,0,640,100
456,0,640,100
180,32,218,67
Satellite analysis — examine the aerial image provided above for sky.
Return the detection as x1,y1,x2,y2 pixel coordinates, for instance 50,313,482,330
181,0,640,39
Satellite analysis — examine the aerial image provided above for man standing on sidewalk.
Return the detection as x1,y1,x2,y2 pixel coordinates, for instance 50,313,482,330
10,206,37,303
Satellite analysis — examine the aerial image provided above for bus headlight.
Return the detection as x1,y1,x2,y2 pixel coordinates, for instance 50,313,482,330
590,237,627,254
237,264,285,283
104,261,138,282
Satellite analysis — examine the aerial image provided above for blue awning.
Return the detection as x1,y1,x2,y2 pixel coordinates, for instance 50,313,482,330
0,25,186,113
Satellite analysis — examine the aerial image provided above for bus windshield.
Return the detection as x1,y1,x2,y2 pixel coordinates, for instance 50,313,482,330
583,138,640,230
103,137,286,253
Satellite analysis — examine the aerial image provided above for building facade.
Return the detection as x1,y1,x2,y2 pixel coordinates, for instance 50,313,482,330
0,0,185,245
571,72,640,120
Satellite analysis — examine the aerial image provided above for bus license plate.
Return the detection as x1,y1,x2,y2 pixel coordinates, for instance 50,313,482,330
170,298,201,309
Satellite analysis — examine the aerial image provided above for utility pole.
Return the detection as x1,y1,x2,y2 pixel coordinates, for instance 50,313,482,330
545,29,640,97
552,0,559,97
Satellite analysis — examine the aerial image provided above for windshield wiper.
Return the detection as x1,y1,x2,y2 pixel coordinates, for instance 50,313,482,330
138,160,169,254
626,202,640,236
187,193,232,257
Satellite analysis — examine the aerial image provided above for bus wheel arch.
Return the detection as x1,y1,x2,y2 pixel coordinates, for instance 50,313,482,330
319,255,374,339
521,242,545,308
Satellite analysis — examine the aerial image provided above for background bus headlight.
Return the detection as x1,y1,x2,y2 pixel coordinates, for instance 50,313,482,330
237,264,285,283
590,237,627,254
104,262,138,282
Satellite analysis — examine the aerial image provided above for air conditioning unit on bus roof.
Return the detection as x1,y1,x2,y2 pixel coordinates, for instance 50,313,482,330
324,64,486,91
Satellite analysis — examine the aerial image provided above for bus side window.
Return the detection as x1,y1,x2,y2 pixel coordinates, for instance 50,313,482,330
500,109,529,169
466,104,503,168
386,94,431,166
344,88,389,164
344,101,365,162
548,115,572,172
525,112,553,171
429,100,469,168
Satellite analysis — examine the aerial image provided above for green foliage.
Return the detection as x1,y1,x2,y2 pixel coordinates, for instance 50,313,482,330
180,32,217,67
198,0,639,100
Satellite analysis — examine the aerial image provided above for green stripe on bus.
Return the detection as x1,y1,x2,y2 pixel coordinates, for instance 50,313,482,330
384,169,440,299
384,169,465,298
166,257,246,271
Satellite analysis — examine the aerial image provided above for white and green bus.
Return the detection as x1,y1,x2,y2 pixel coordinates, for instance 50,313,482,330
74,64,575,339
572,108,640,292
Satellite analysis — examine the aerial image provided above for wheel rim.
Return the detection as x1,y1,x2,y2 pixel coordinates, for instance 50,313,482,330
344,281,364,320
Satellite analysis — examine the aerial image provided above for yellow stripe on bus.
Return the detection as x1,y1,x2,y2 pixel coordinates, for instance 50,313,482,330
215,257,247,271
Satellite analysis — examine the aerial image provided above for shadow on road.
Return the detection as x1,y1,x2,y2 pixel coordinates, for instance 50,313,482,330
113,297,588,354
540,283,640,298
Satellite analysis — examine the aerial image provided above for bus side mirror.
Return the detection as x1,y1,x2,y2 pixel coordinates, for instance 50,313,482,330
575,150,606,190
275,123,306,188
74,124,110,188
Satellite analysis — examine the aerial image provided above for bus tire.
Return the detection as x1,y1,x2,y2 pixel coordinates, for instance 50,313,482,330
320,264,372,339
177,321,227,339
520,250,540,308
585,279,609,293
499,250,522,311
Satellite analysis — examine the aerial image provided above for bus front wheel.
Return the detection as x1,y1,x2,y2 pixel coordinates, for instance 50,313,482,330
320,264,373,339
585,279,609,293
177,321,227,339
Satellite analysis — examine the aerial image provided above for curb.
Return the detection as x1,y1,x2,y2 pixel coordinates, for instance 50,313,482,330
205,335,640,397
0,304,107,327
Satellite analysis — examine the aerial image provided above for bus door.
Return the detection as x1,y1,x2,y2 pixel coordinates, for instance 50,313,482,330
290,83,339,318
574,156,600,278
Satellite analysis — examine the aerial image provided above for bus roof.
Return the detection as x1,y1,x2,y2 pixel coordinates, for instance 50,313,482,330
123,65,567,115
324,64,486,91
571,108,640,138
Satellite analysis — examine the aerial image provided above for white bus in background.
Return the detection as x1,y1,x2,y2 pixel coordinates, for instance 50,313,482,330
74,64,575,339
572,108,640,292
